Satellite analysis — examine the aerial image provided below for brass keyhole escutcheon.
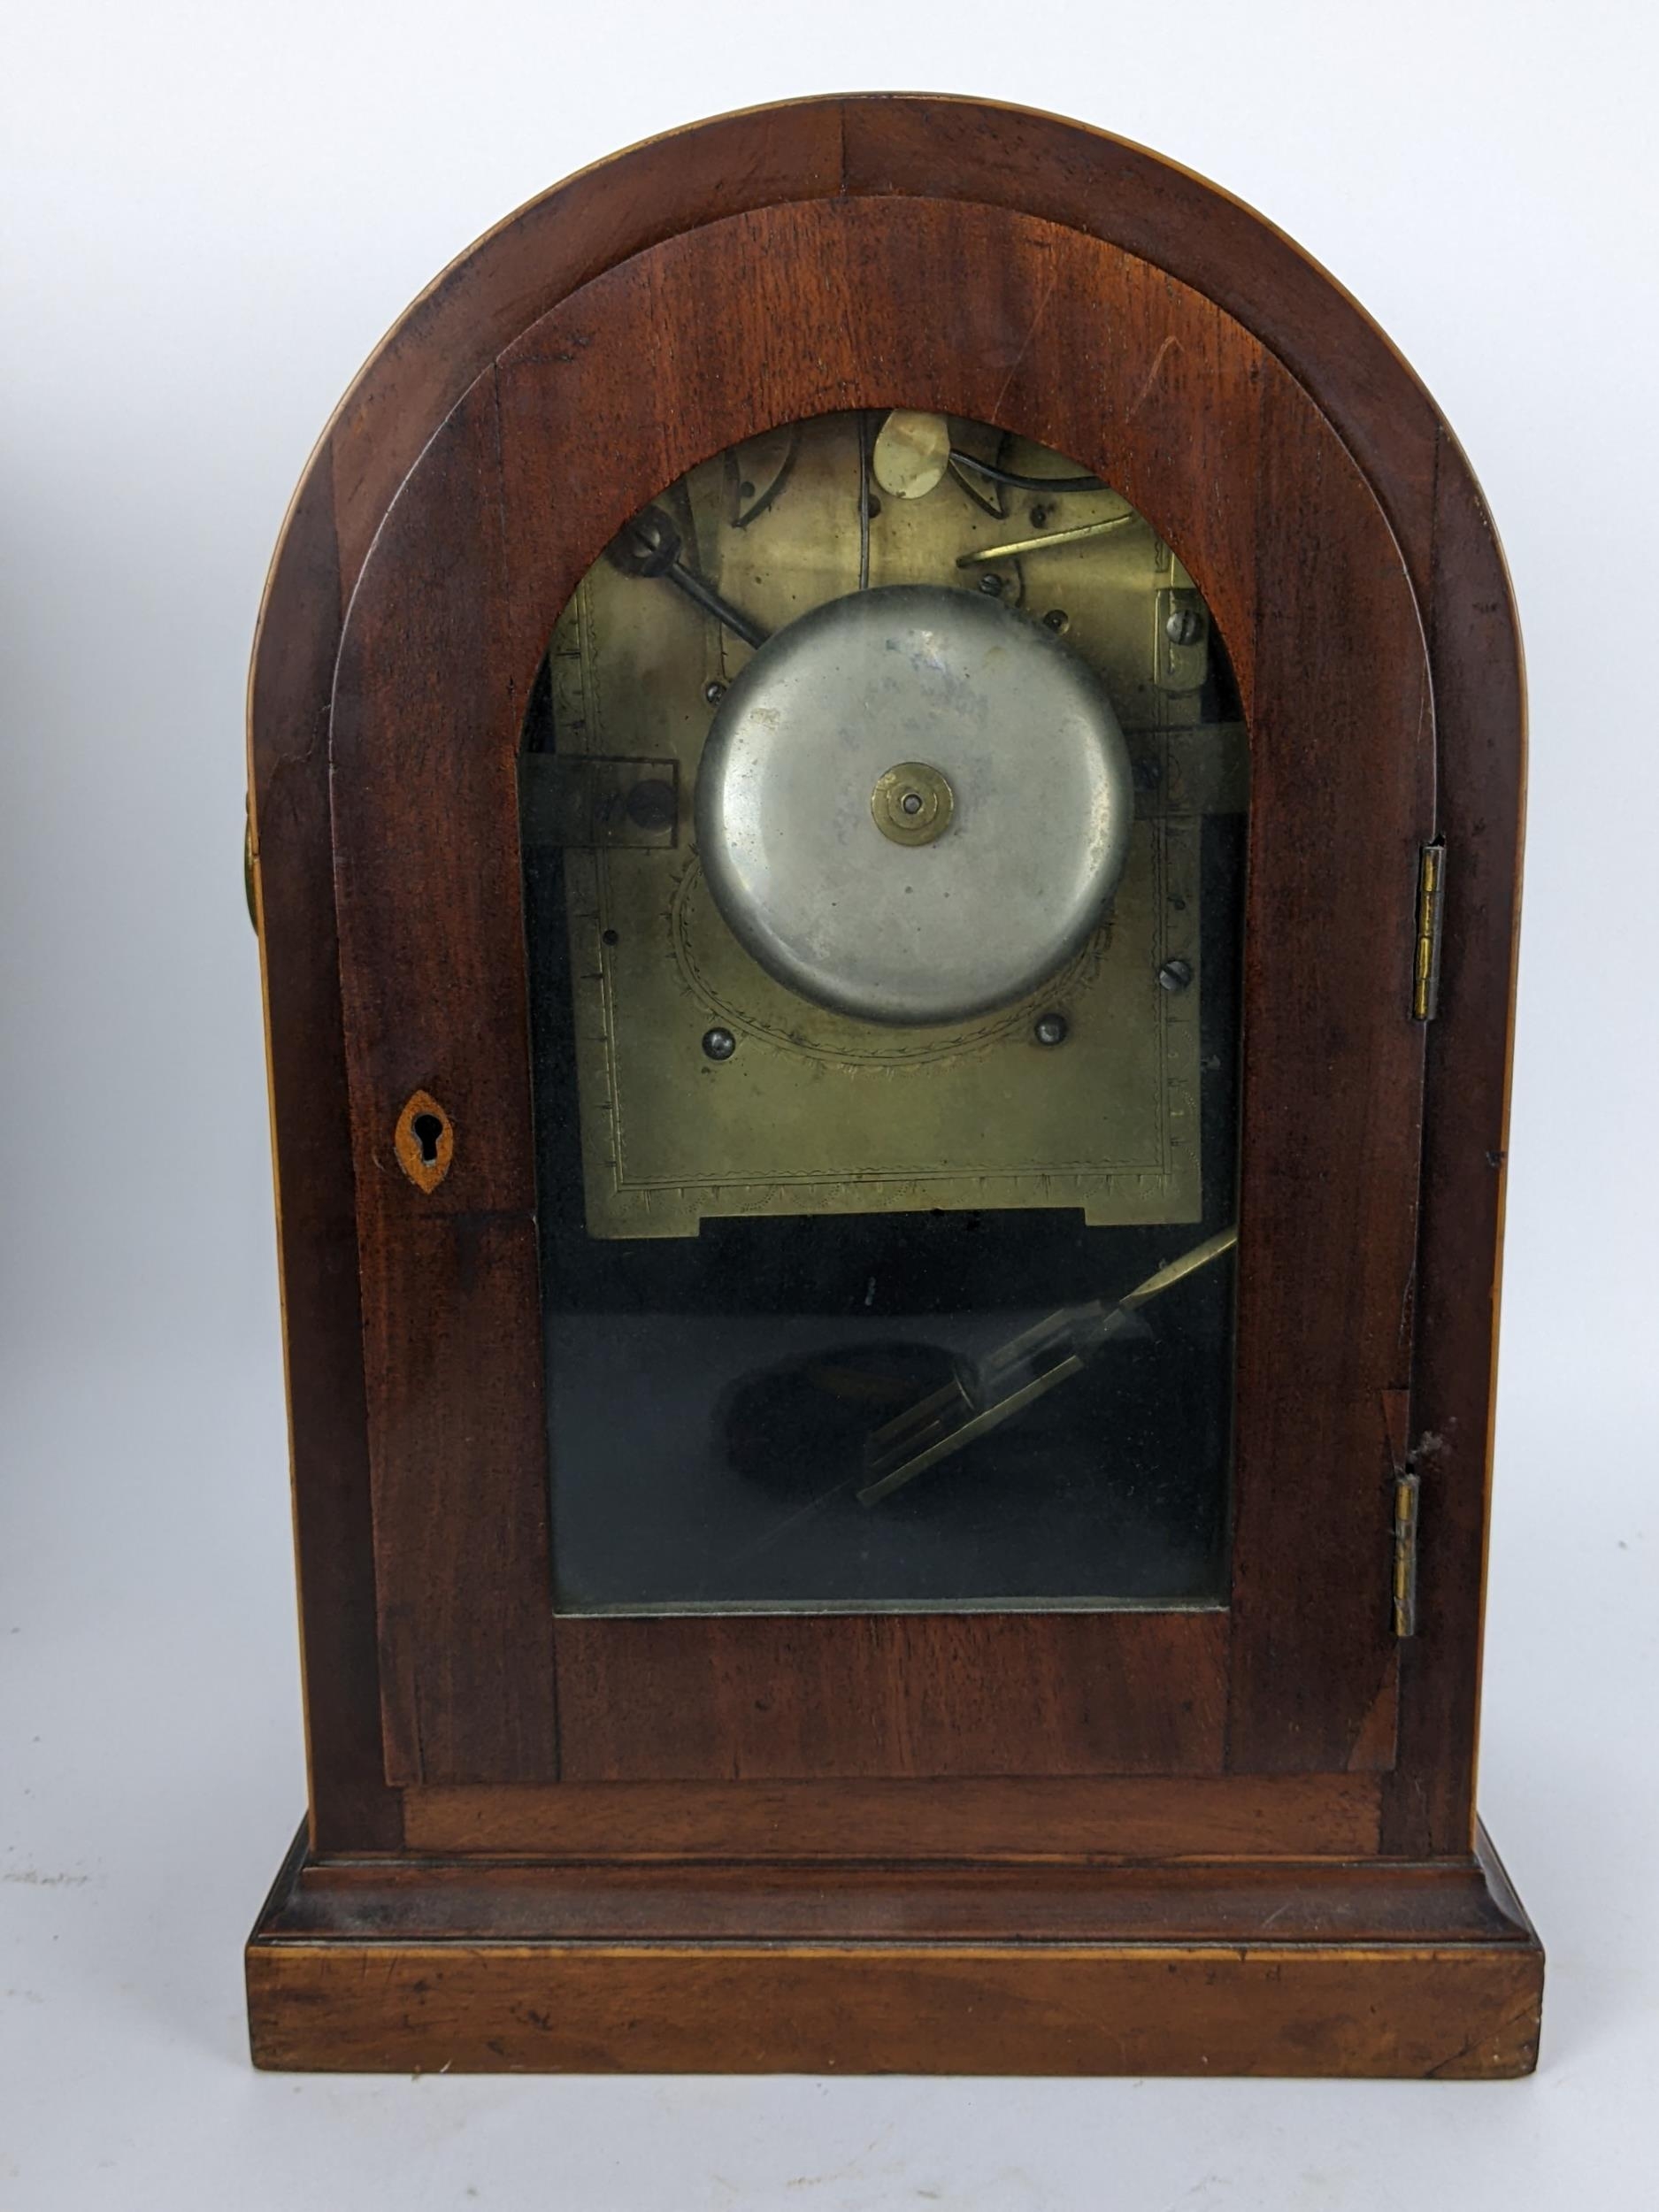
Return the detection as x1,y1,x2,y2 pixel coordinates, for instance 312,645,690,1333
394,1089,454,1193
871,761,954,848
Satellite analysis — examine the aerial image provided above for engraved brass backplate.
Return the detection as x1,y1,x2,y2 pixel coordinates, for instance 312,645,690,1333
535,412,1246,1240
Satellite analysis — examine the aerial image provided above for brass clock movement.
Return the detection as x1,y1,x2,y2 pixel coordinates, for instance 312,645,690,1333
245,96,1541,2076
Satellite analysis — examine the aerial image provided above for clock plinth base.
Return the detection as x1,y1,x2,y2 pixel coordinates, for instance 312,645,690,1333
247,1824,1540,2078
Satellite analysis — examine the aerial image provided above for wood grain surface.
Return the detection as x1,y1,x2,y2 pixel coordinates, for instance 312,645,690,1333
552,1612,1230,1782
1381,440,1528,1855
250,1938,1542,2078
403,1773,1382,1860
265,1843,1532,1948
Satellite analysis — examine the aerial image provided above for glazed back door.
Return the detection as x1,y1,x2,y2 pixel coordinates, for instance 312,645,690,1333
326,197,1432,1795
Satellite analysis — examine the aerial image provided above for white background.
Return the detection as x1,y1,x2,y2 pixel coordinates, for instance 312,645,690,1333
4,2,1656,2206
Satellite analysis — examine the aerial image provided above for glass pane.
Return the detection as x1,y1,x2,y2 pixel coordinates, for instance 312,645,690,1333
519,409,1247,1615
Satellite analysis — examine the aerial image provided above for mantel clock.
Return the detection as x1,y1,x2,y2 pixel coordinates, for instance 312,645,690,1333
244,96,1541,2077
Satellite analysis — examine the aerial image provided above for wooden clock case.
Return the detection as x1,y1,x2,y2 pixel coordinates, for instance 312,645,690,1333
244,95,1542,2076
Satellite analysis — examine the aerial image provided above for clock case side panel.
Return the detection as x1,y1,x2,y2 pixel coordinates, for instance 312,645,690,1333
247,461,403,1852
248,97,1521,1863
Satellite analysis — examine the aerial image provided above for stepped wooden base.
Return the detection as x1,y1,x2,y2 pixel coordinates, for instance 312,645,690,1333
247,1823,1542,2077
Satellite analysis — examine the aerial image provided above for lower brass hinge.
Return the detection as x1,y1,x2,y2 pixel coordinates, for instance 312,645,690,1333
1412,841,1446,1020
1392,1471,1421,1637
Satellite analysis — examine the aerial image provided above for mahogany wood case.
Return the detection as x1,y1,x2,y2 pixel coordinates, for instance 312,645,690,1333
244,95,1541,2076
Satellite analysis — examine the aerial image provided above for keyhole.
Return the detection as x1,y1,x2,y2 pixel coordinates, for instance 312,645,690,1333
395,1090,452,1191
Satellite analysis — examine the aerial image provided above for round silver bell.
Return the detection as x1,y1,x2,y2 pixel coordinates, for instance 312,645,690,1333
695,583,1134,1026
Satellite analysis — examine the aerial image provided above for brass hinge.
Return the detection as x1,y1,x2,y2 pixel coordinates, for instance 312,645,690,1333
1392,1470,1421,1637
1412,841,1446,1020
